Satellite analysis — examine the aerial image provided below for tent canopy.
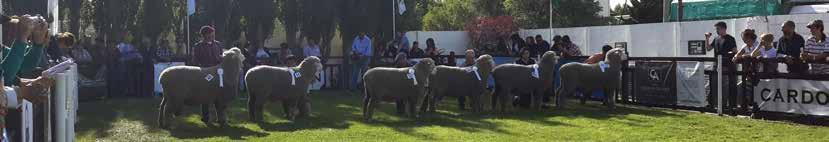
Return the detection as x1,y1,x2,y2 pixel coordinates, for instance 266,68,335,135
670,0,783,21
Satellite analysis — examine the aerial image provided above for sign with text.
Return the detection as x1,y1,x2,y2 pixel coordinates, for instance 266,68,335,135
688,40,706,55
754,79,829,116
634,61,677,105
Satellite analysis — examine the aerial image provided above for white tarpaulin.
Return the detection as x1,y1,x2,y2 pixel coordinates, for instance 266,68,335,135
790,4,829,14
154,62,186,94
754,79,829,116
676,61,707,107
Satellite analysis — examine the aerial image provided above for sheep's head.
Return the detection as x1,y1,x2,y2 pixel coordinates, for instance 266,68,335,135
605,48,628,65
474,54,495,82
298,56,324,83
414,58,436,87
221,47,246,72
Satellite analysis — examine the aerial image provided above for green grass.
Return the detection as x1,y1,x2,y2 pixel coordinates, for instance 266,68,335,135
75,90,829,142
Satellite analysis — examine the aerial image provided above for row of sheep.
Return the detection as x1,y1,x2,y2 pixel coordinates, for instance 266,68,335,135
155,47,627,128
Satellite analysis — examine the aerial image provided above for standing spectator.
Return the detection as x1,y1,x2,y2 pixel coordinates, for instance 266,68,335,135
191,26,223,67
777,21,807,74
525,36,537,57
584,45,613,64
514,49,536,108
117,32,143,97
535,35,551,57
732,29,759,110
801,20,829,74
510,34,525,56
350,32,372,91
457,49,476,110
704,21,738,113
397,31,410,54
409,41,425,58
560,35,583,58
304,38,322,58
754,33,778,73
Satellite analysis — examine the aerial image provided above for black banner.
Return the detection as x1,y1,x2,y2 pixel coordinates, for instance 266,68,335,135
634,61,677,105
688,40,706,55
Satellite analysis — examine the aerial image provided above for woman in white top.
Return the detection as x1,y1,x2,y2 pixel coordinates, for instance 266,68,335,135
732,29,759,64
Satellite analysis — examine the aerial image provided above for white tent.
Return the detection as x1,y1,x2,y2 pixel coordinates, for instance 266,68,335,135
790,3,829,14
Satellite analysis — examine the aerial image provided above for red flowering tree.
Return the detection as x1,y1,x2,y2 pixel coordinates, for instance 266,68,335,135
464,16,518,53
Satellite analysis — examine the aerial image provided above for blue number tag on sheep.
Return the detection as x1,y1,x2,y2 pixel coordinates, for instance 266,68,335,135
599,61,609,73
407,69,418,85
531,64,540,79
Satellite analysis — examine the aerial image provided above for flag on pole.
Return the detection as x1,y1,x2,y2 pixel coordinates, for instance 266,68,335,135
188,0,197,16
398,0,406,15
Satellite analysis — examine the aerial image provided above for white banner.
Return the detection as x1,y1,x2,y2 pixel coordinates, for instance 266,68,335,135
754,79,829,116
676,62,707,107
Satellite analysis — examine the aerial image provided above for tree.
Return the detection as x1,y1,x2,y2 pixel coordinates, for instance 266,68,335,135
142,0,174,43
629,0,663,24
504,0,605,29
610,4,634,25
239,0,278,45
422,0,477,31
93,0,142,43
473,0,506,16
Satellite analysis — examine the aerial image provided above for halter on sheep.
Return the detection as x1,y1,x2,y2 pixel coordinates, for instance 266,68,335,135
556,48,628,110
422,55,495,113
245,56,323,122
158,48,245,129
491,51,559,111
362,58,436,121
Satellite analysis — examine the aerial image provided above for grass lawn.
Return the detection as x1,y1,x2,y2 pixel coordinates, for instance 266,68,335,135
75,90,829,142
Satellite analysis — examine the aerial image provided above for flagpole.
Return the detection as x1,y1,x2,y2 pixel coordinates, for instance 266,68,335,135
393,0,396,38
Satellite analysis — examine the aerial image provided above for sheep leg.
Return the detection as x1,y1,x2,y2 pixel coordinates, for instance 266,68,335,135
532,89,544,110
471,95,482,113
365,96,378,121
215,101,229,127
248,92,258,122
158,97,168,128
556,87,567,109
362,94,370,119
395,100,406,115
491,88,498,111
498,88,512,112
581,90,591,105
407,96,420,118
606,88,616,110
298,95,312,118
201,104,212,126
282,99,297,121
419,94,430,113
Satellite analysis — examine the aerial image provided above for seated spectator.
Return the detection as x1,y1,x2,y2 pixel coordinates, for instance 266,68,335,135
515,49,536,65
284,55,299,67
510,34,525,56
560,35,582,58
253,42,273,66
446,51,458,66
304,38,322,58
584,45,613,64
496,38,511,56
409,41,425,58
425,38,444,63
278,43,293,65
155,39,174,63
393,53,410,68
525,36,537,57
384,40,398,57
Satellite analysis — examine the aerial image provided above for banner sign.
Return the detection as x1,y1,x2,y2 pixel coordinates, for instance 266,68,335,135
754,79,829,116
154,62,186,94
676,62,707,107
688,40,706,55
634,61,677,105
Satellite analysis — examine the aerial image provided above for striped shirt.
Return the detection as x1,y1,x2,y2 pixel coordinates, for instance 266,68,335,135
804,35,829,74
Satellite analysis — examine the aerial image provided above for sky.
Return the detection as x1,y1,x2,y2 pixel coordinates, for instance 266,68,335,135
610,0,629,8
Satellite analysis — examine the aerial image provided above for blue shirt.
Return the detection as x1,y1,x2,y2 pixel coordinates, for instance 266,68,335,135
352,36,373,57
398,35,410,52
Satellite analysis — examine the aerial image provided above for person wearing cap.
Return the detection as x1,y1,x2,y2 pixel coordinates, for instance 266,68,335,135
704,21,738,114
191,25,224,67
801,20,829,74
777,20,807,74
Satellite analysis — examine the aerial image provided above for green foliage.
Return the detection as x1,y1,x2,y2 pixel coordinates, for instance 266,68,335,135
504,0,605,28
629,0,663,23
75,91,829,141
422,0,477,31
